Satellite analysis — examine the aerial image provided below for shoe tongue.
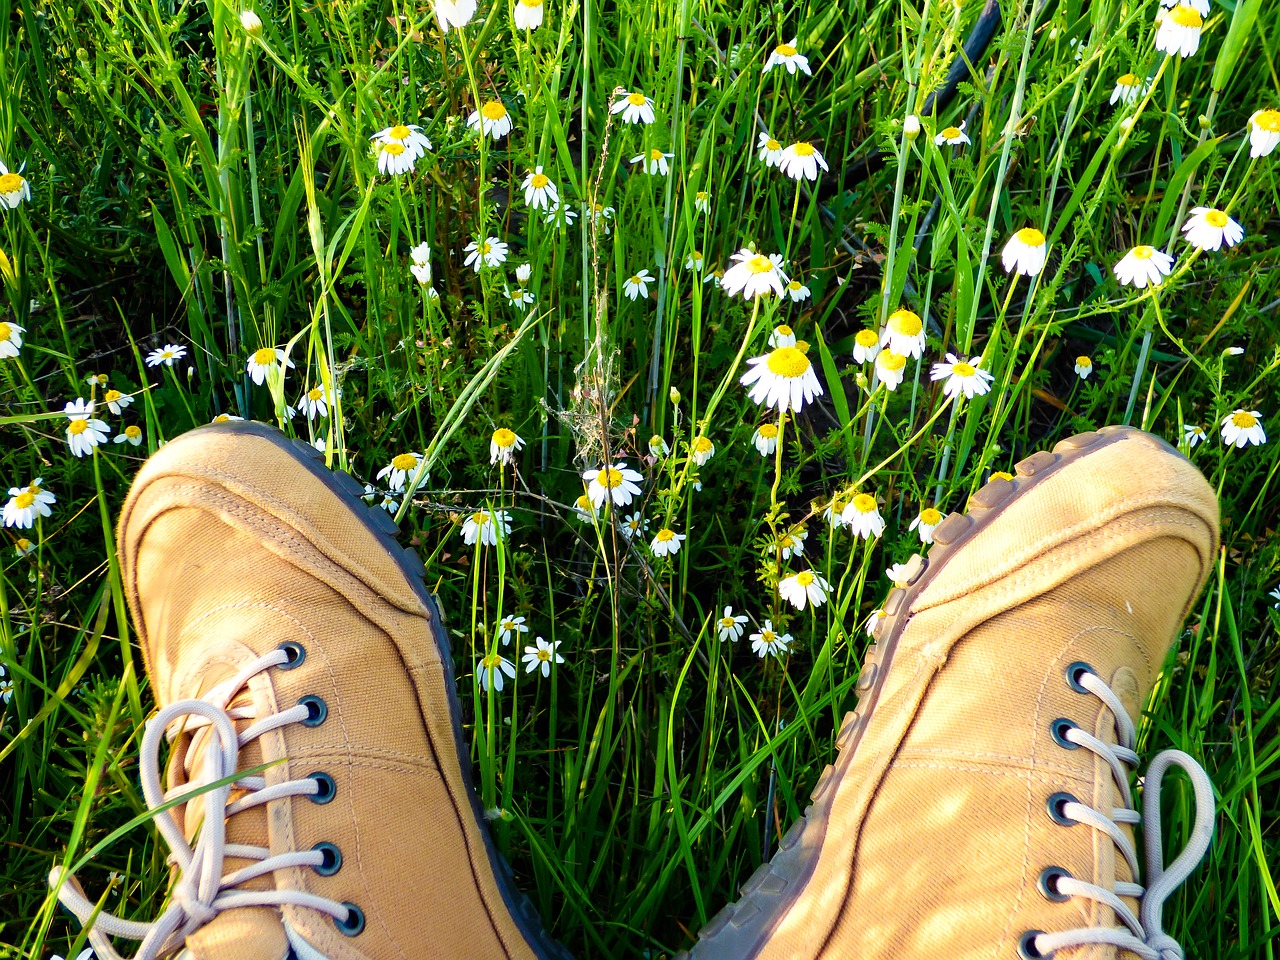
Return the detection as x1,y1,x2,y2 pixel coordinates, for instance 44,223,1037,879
1096,665,1142,912
183,909,289,960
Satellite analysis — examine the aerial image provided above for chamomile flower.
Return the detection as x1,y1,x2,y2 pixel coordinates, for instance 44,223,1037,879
1183,423,1207,447
102,389,133,415
752,422,780,457
1110,73,1149,106
211,413,244,423
1074,356,1094,379
0,322,23,358
770,324,797,348
875,350,908,391
521,166,559,210
522,637,564,676
632,148,673,175
146,343,187,367
468,101,513,139
0,162,31,208
623,269,654,300
379,493,400,514
648,435,670,457
865,609,885,637
823,497,848,529
542,201,576,228
0,674,12,703
620,512,649,539
476,652,516,692
763,38,811,75
852,329,880,364
245,347,292,385
1220,410,1266,448
786,279,811,302
717,606,748,642
505,286,535,311
378,451,424,491
515,263,532,284
296,384,334,420
721,248,787,300
572,493,598,522
3,481,54,528
374,139,417,176
930,354,994,399
750,620,792,659
650,527,686,558
1114,245,1174,288
583,462,643,509
490,428,525,465
909,507,944,544
584,202,615,233
462,508,512,547
64,400,109,457
694,191,711,214
778,142,828,181
690,436,715,466
1248,109,1280,158
513,0,544,29
740,344,824,413
685,250,705,272
841,493,885,539
934,121,970,146
1001,228,1049,277
1182,207,1244,251
498,614,529,645
777,528,807,560
885,562,915,589
779,570,829,610
434,0,477,31
1155,4,1203,58
989,471,1015,482
113,425,144,446
464,237,510,271
611,91,656,125
881,308,926,358
757,133,784,167
372,124,432,161
14,538,34,558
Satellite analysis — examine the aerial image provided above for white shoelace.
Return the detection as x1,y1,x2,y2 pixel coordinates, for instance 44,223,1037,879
1031,669,1215,960
49,649,353,960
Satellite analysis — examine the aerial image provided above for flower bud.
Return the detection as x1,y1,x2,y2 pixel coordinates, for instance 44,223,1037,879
669,387,681,405
903,114,921,141
240,9,263,35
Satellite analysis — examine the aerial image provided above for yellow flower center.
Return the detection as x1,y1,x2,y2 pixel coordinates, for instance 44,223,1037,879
696,191,709,201
855,329,879,347
776,43,797,56
536,648,552,661
1076,356,1092,367
1231,412,1257,428
628,92,647,106
765,139,781,151
1131,246,1155,260
990,471,1014,481
382,141,406,156
0,322,11,342
762,630,776,643
479,242,491,254
16,538,31,551
952,361,976,377
1204,210,1228,227
775,324,793,337
502,619,515,630
213,413,232,422
482,653,503,669
693,437,713,454
656,529,675,542
649,148,664,161
389,125,411,140
27,483,42,495
792,141,815,156
1117,73,1139,86
720,616,735,628
576,494,593,511
780,535,796,548
0,173,23,193
649,435,664,448
1015,227,1045,247
493,428,516,448
1169,5,1202,27
1255,110,1280,132
14,492,35,509
941,126,962,139
481,101,507,120
630,275,642,285
747,254,775,274
392,453,419,470
878,352,907,372
795,571,814,586
920,507,942,525
601,467,624,488
787,280,802,290
888,309,922,335
68,420,89,436
308,387,324,400
471,511,490,525
104,390,122,403
125,425,142,439
852,493,877,514
520,0,543,7
758,423,779,439
530,173,550,188
690,251,702,261
766,346,812,378
252,347,276,364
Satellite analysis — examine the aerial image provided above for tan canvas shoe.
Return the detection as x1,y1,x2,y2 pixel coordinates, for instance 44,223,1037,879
50,421,568,960
686,425,1219,960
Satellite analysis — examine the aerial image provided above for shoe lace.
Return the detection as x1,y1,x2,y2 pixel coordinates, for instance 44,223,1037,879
49,648,354,960
1031,668,1215,960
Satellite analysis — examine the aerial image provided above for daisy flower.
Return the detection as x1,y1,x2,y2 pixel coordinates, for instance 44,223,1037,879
515,263,532,284
1220,410,1266,448
610,91,656,125
1248,109,1280,158
841,493,885,539
777,528,807,560
865,609,886,637
930,354,994,399
752,422,780,457
757,133,784,167
374,139,416,176
632,149,673,175
245,347,292,385
685,250,704,272
379,493,400,514
785,279,811,302
14,538,34,558
779,570,830,610
544,200,579,227
1182,207,1244,251
583,462,643,509
3,480,54,528
462,508,512,547
750,620,792,659
694,191,711,214
498,614,529,645
740,344,824,413
146,343,186,367
0,321,23,358
572,493,598,522
1110,73,1148,106
1114,245,1174,288
717,606,748,642
464,237,510,271
64,400,109,457
211,413,244,423
885,562,916,589
372,124,431,160
505,286,535,311
620,512,648,539
881,308,926,358
770,324,797,348
650,527,686,558
468,101,513,139
298,383,334,420
522,637,564,676
875,350,908,391
690,436,715,466
490,428,525,465
1159,0,1210,13
102,389,133,415
1001,227,1048,277
1183,423,1207,447
934,121,970,146
648,435,670,457
989,471,1015,482
1155,4,1203,58
513,0,544,29
909,507,944,544
113,425,144,447
0,162,31,209
521,166,559,210
623,269,654,301
852,329,880,364
377,451,424,491
721,248,787,299
584,202,615,233
823,497,848,529
434,0,477,31
778,142,828,181
763,38,811,75
476,652,516,692
1074,356,1093,379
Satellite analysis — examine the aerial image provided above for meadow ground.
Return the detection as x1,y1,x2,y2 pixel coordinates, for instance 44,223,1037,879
1,0,1279,955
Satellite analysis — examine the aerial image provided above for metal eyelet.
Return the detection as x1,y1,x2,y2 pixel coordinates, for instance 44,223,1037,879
299,695,328,727
1049,718,1079,749
334,902,365,936
1017,930,1052,959
312,841,342,876
308,771,336,804
1065,661,1096,694
1046,791,1078,827
277,641,307,670
1037,865,1072,903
